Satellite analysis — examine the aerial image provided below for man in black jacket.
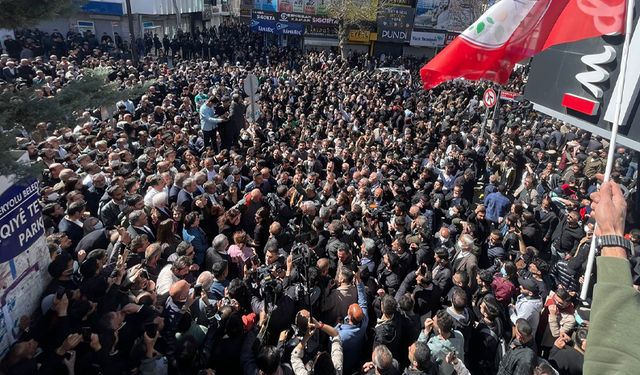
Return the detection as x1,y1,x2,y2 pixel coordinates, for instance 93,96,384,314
58,201,87,253
374,296,406,365
497,318,537,375
98,186,126,229
229,93,246,147
551,211,584,260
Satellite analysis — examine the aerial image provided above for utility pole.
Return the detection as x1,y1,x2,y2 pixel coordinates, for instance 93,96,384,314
125,0,138,65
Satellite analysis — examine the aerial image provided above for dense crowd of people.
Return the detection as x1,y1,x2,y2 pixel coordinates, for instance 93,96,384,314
1,22,639,375
2,22,278,67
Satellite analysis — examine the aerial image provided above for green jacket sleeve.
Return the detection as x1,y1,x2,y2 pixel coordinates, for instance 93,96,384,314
584,257,640,375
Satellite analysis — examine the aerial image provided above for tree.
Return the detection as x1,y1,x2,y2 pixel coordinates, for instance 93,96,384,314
0,69,151,177
0,0,85,29
326,0,390,57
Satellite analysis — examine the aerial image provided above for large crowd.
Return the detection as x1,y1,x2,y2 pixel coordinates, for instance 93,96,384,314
0,22,639,375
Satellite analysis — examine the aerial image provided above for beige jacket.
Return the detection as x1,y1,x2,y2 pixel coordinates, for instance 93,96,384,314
542,299,576,347
291,335,343,375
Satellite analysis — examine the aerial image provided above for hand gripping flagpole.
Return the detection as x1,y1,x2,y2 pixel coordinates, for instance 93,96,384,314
580,0,636,301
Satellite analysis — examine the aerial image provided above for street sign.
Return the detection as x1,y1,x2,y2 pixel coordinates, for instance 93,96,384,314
243,74,259,97
500,90,521,102
246,99,261,123
483,88,497,108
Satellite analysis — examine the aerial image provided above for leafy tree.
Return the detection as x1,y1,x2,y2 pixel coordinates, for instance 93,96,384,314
326,0,389,56
0,69,151,177
0,0,85,29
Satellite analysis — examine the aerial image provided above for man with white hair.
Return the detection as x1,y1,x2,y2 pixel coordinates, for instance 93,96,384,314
205,234,231,274
144,175,166,207
452,233,478,290
151,192,171,222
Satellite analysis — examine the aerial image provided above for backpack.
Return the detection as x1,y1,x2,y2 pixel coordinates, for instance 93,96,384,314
481,325,507,371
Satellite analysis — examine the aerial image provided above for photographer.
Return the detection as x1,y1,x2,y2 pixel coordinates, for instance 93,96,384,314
290,315,343,375
248,247,296,345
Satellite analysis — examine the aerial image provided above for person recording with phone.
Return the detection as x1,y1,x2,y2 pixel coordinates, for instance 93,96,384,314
417,310,465,375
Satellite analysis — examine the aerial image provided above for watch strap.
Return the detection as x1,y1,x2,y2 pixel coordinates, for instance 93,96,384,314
597,235,632,252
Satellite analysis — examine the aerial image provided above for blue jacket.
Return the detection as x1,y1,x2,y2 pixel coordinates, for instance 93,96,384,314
484,192,511,223
336,281,368,373
185,227,208,266
199,103,223,131
209,279,229,301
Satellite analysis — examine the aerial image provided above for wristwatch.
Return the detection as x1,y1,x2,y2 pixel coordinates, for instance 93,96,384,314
596,235,633,253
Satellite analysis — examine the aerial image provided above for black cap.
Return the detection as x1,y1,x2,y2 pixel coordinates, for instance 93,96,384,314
518,277,540,296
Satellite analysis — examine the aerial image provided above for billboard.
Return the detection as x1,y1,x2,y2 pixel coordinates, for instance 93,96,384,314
377,6,415,43
524,21,640,151
410,30,446,47
276,11,338,25
250,18,277,33
0,178,49,358
414,0,477,32
252,9,277,21
306,24,339,36
277,21,305,35
254,0,278,12
251,14,305,35
273,0,331,15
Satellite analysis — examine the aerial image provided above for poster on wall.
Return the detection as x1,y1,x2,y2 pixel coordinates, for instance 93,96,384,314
315,0,328,15
292,0,304,13
0,179,49,358
262,0,278,11
279,0,293,12
304,0,317,15
414,0,477,32
254,0,278,11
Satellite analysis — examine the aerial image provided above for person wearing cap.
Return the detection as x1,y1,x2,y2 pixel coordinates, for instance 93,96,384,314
509,278,543,334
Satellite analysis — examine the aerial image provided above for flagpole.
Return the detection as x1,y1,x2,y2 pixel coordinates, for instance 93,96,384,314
580,0,635,301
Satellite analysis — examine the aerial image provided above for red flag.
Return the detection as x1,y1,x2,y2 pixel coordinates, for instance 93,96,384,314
420,0,626,89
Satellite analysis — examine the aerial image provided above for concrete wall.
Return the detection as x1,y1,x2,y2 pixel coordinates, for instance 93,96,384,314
28,13,130,40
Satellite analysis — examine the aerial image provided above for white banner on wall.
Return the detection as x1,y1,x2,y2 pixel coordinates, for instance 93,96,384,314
410,31,446,47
